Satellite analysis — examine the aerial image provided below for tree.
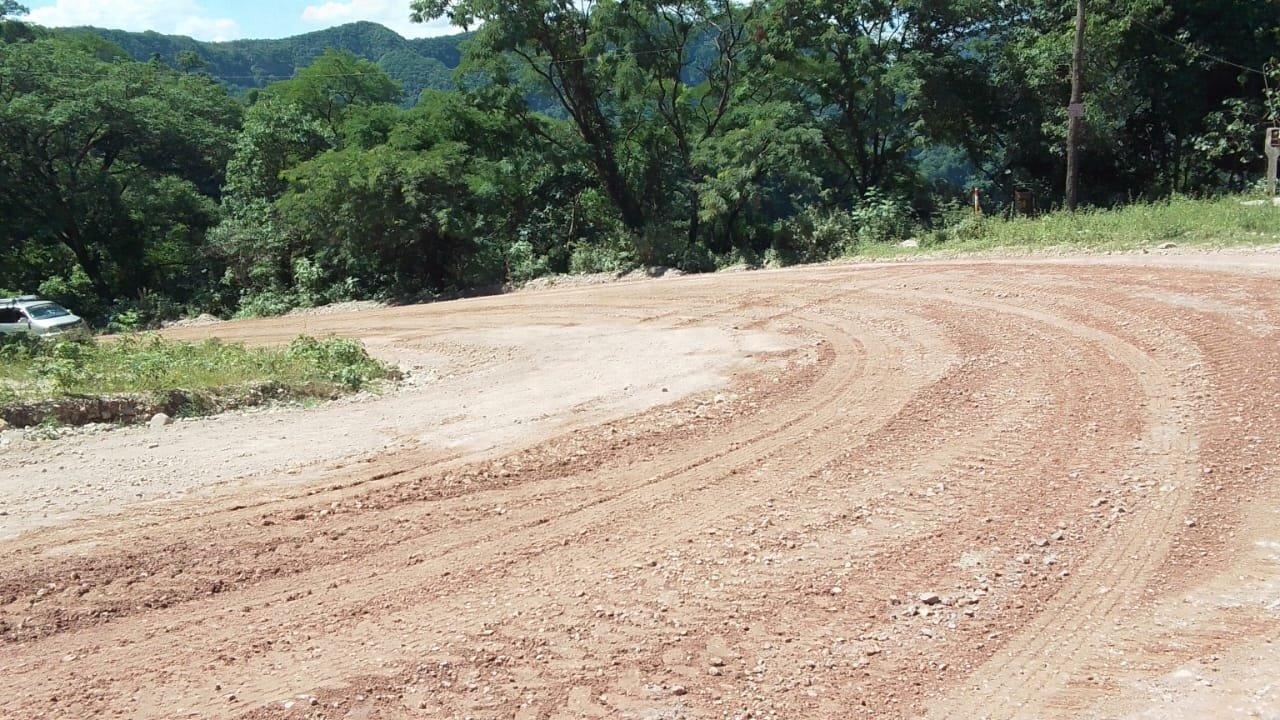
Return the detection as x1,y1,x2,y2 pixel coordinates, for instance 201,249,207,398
759,0,1004,204
973,0,1280,204
410,0,795,266
261,49,401,131
0,37,240,300
0,1,27,19
412,0,648,231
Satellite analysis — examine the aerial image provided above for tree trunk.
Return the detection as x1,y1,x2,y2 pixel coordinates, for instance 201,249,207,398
60,224,110,298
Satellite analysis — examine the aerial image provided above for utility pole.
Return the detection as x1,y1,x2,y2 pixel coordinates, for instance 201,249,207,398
1064,0,1086,211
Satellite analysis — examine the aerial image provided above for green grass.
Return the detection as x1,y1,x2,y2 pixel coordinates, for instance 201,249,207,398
0,333,396,406
850,194,1280,260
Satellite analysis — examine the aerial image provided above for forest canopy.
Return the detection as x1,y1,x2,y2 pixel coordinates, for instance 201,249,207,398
2,1,1278,325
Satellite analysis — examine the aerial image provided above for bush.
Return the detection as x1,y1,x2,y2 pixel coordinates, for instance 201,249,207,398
850,189,914,245
569,236,635,274
285,335,393,390
773,207,860,264
235,288,299,318
37,267,104,325
0,333,396,406
505,240,550,283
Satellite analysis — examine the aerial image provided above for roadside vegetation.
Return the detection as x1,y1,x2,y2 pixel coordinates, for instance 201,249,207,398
850,194,1280,260
2,1,1278,327
0,334,396,410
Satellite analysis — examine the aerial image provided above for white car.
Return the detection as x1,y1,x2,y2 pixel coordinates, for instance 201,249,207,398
0,296,89,337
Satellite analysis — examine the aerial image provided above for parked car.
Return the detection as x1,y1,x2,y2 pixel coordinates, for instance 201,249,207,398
0,296,89,337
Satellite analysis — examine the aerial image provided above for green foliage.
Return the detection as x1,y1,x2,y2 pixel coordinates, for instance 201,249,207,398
1,1,27,19
4,7,1280,324
59,22,469,105
849,191,914,245
37,268,102,324
0,333,395,404
261,49,401,130
859,195,1280,257
774,207,861,264
569,237,635,275
285,335,391,390
0,35,240,314
505,240,549,283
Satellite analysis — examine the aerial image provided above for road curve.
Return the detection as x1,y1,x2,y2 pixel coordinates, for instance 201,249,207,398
2,252,1279,719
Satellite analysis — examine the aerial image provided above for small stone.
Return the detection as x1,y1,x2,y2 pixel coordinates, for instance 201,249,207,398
707,666,722,676
708,656,726,667
919,592,942,606
671,686,688,696
1043,554,1059,566
830,586,843,595
149,413,172,429
1159,242,1177,249
1050,530,1064,542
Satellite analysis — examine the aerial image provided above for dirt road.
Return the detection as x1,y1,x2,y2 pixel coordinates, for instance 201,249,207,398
2,252,1279,719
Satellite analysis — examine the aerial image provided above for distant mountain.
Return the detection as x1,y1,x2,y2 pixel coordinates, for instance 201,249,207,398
59,21,471,104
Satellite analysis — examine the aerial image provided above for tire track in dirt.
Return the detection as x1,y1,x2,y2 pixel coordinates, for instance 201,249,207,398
225,281,1157,717
1,290,1012,717
2,257,1277,720
1,306,916,716
906,286,1205,719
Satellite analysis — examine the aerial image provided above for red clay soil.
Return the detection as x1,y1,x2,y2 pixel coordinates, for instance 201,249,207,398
2,252,1279,720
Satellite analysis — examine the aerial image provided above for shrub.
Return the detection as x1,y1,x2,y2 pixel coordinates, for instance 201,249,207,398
0,334,396,407
505,240,550,283
569,236,635,274
285,335,394,390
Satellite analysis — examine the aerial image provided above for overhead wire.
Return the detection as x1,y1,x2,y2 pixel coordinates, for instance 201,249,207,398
1128,16,1265,76
1129,16,1277,125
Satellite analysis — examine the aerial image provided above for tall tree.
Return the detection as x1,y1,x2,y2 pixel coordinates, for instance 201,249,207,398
760,0,1004,202
261,49,402,132
409,0,799,265
0,1,27,19
0,37,240,298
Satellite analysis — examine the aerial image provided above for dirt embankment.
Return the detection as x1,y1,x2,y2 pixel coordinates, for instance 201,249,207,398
1,252,1279,720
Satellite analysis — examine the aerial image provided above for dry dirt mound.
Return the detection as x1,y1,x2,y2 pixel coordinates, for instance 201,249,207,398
1,252,1279,720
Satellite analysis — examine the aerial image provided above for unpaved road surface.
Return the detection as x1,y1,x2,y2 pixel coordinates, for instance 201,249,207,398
3,252,1280,719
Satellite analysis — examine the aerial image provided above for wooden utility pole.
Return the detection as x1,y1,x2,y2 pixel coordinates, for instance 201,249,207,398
1065,0,1086,211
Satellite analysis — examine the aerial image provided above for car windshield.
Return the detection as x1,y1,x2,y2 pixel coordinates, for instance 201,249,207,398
25,303,71,320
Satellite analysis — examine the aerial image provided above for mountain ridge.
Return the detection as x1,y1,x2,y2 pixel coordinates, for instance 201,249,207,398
59,21,471,103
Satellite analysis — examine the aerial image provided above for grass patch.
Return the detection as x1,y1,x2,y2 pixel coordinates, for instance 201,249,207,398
0,333,396,409
851,194,1280,260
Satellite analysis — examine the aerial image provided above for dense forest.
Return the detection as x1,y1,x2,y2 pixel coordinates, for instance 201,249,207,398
60,21,468,103
2,0,1278,326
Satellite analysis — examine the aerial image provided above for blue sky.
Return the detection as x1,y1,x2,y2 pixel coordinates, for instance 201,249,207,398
24,0,459,41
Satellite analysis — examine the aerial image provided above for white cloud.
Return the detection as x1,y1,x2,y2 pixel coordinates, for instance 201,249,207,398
301,0,458,38
28,0,240,41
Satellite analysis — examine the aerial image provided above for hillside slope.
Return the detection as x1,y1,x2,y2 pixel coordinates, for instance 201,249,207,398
61,21,470,103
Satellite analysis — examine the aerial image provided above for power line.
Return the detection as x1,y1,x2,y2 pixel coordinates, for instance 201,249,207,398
1129,16,1266,76
1129,16,1277,123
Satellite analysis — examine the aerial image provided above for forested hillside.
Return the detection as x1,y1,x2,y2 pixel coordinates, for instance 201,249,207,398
2,0,1278,328
59,21,468,103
